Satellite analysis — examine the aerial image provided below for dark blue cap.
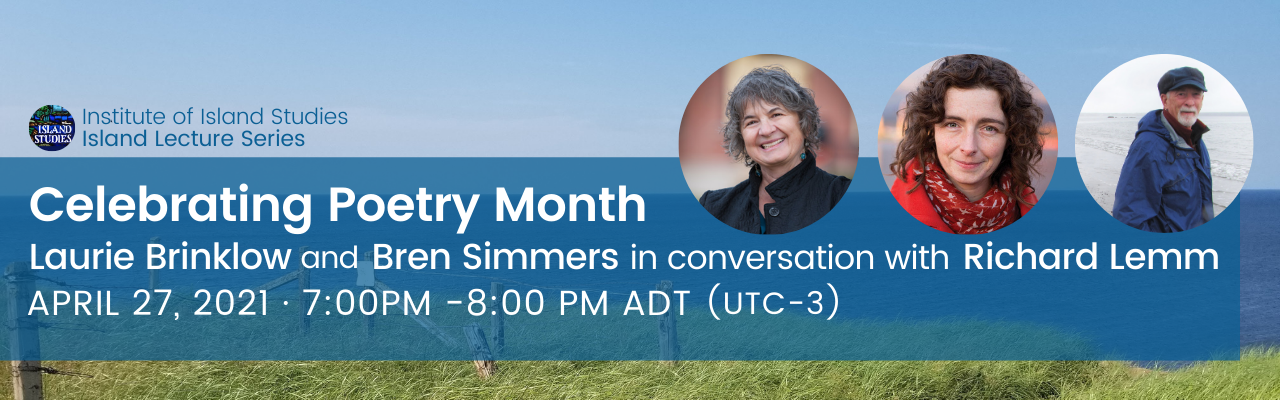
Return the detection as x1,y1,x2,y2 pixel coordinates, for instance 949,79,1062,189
1158,66,1207,94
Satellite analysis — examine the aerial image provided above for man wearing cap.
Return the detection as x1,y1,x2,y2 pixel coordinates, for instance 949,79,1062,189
1112,66,1213,232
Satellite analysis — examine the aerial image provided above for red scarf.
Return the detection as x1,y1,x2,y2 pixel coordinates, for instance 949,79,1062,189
920,161,1020,234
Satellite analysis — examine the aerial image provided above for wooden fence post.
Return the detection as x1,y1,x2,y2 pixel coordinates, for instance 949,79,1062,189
148,236,161,290
489,282,504,357
8,261,43,400
362,251,374,337
371,281,459,347
657,280,679,366
298,246,311,335
463,323,497,378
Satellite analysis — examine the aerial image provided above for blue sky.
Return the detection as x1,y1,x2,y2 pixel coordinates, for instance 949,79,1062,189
3,1,1277,187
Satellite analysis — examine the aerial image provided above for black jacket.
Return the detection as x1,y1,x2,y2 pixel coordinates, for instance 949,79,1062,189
699,152,850,234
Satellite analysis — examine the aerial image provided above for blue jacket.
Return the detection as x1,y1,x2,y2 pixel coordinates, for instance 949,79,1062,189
1112,110,1213,232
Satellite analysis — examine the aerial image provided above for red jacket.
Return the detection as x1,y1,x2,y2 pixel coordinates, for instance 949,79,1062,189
890,162,1037,234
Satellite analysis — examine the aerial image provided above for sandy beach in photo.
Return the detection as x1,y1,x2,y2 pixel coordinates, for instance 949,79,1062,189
1075,112,1252,215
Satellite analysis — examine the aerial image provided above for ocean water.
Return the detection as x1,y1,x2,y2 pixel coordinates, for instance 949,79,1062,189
1241,190,1280,348
1075,112,1253,215
0,157,1259,360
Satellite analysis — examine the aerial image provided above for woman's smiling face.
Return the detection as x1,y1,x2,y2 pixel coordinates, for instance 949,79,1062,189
934,87,1007,201
741,101,805,174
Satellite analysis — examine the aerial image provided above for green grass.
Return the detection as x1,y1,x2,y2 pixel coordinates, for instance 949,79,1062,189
15,287,1102,360
1059,347,1280,400
5,286,1272,398
13,347,1279,399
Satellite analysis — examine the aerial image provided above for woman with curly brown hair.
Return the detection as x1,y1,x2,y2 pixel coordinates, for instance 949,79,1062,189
700,66,851,234
889,54,1045,234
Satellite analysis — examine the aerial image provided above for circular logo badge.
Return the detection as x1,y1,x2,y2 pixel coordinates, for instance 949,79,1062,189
29,105,75,151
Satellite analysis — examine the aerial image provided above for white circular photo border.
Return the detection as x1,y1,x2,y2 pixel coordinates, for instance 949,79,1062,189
876,56,1059,233
1074,54,1253,227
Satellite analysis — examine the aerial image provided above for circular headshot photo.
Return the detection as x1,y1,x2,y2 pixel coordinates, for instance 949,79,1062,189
1075,54,1252,233
679,54,858,234
877,54,1058,234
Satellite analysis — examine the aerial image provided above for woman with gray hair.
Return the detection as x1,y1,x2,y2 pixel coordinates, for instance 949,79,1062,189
699,66,851,234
